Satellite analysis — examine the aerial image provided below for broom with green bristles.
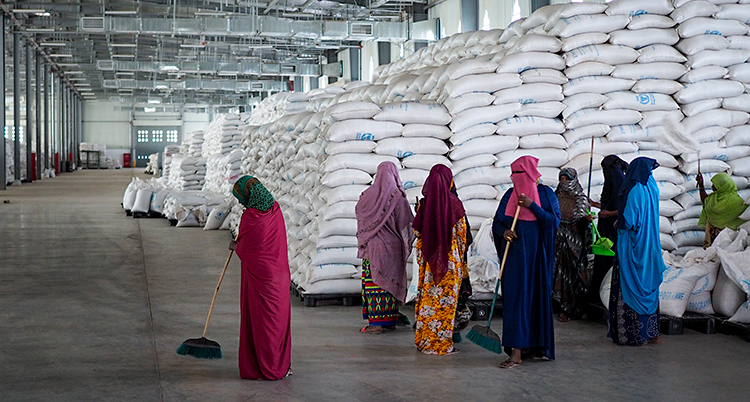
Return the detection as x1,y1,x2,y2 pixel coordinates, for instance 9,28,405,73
466,204,520,354
176,232,239,359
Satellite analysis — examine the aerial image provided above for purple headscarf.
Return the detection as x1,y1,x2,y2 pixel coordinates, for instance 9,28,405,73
355,162,414,302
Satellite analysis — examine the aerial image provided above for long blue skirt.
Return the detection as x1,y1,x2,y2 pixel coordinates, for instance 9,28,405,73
608,259,660,346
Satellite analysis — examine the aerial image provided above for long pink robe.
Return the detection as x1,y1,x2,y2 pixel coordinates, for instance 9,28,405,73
235,202,292,380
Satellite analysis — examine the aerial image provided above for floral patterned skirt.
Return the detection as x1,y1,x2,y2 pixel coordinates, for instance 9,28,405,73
608,259,660,346
414,218,467,355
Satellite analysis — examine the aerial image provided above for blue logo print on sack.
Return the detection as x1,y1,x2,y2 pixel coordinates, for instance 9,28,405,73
398,151,414,158
637,93,655,105
356,132,374,140
403,181,416,189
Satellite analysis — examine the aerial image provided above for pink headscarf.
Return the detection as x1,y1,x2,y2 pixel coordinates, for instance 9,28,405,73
506,155,542,221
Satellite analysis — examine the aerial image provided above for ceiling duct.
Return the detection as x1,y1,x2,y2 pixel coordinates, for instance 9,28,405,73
81,17,105,31
350,22,374,37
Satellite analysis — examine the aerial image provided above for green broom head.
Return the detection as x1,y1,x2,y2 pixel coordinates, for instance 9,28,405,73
176,337,222,359
466,325,503,354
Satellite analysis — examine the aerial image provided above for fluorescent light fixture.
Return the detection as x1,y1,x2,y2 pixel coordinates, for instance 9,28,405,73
56,63,78,67
104,10,137,15
175,55,196,59
13,9,46,13
194,11,227,17
67,77,87,81
144,107,156,113
40,42,66,47
63,71,84,74
112,54,136,58
247,44,273,49
27,28,55,32
148,99,161,104
111,43,137,48
282,12,315,18
49,54,73,57
115,71,135,75
76,84,91,87
180,43,205,48
159,65,179,72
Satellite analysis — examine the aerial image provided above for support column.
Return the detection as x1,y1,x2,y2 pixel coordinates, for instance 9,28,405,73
413,3,429,51
349,46,361,82
35,53,41,179
13,27,21,185
460,0,479,33
530,0,550,13
0,16,6,189
377,42,391,66
25,41,32,181
43,64,49,171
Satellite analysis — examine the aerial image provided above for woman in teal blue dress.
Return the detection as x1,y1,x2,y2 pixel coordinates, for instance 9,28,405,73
609,157,667,346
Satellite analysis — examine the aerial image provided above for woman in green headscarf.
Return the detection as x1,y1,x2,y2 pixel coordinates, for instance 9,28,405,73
231,175,292,380
697,172,748,248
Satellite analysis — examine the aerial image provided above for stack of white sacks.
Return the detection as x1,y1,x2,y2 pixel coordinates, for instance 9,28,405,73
201,113,246,157
4,139,27,183
202,149,244,195
666,1,750,255
166,154,206,191
145,153,159,175
161,145,180,178
79,142,108,168
181,130,205,157
221,0,750,302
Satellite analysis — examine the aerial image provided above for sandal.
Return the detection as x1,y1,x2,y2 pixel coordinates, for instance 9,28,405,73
382,325,396,332
558,314,570,323
359,326,383,334
499,359,521,369
445,347,460,356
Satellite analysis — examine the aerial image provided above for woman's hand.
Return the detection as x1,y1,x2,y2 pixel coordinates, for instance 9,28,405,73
229,240,237,251
518,193,532,208
586,213,594,222
503,229,517,243
696,173,704,189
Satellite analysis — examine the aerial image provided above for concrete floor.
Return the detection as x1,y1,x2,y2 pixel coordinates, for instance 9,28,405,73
1,169,749,402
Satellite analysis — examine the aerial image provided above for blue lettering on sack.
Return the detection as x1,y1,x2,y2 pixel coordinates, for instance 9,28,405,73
704,30,721,36
403,181,416,189
356,132,374,140
517,66,532,73
521,99,537,105
659,291,685,300
630,10,647,17
398,151,414,158
693,277,709,295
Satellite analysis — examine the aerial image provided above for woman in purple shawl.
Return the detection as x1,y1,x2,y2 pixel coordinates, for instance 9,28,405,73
355,162,415,334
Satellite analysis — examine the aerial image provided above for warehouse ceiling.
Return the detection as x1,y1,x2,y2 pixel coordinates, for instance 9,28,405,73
2,0,424,106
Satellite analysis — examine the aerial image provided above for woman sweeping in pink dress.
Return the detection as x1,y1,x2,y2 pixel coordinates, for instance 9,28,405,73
231,176,292,380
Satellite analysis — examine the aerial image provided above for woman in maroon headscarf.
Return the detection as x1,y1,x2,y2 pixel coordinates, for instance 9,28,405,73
232,176,292,380
355,161,415,334
413,164,469,355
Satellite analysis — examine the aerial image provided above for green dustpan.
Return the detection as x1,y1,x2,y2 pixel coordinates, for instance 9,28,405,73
590,212,615,257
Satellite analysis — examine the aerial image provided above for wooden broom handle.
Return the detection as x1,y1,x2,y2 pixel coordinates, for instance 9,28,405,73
498,205,522,280
202,230,240,338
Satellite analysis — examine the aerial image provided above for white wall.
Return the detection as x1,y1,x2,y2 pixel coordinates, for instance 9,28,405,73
430,0,462,38
82,101,131,149
361,41,379,83
83,101,210,149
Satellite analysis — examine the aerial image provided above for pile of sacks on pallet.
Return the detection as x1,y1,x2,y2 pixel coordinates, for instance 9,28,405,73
79,142,108,168
660,222,750,323
145,153,159,175
222,0,750,299
4,139,27,184
161,145,180,178
181,130,205,157
201,113,246,157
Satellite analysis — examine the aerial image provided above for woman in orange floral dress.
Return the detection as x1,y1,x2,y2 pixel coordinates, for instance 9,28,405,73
413,164,469,355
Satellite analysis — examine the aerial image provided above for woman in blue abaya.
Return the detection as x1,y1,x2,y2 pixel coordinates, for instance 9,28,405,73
492,156,560,369
608,157,667,346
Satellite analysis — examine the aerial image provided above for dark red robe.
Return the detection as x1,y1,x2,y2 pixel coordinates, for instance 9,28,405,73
235,202,292,380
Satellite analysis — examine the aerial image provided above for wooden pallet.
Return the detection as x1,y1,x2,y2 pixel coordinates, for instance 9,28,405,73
659,312,718,336
300,292,361,307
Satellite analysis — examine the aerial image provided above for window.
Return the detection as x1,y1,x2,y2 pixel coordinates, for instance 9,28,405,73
4,126,24,142
166,129,179,143
137,129,149,143
151,130,163,142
